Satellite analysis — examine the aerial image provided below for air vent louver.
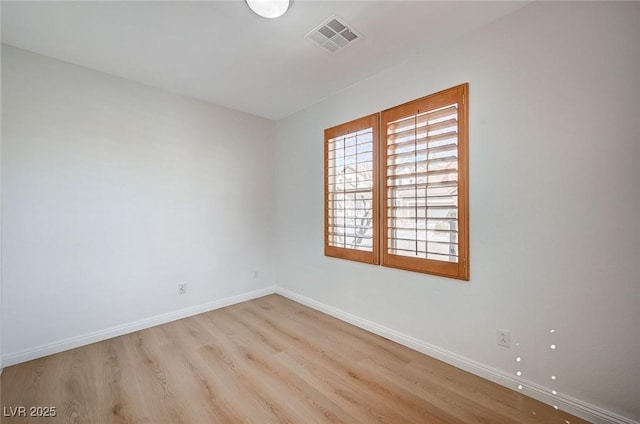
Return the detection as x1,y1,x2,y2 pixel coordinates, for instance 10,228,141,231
305,16,360,54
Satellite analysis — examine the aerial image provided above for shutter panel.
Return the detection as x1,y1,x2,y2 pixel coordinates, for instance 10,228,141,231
325,114,379,264
382,84,469,279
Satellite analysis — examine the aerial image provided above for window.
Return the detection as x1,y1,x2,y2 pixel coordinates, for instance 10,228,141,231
324,84,469,280
382,84,469,279
324,114,379,264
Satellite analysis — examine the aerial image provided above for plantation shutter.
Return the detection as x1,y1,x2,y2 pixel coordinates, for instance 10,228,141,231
381,84,469,279
325,114,379,264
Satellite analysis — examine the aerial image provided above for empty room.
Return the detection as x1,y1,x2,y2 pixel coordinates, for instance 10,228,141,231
1,1,638,423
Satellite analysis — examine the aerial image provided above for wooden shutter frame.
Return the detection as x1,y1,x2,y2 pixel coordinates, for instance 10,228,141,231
324,113,380,265
380,83,469,280
323,84,469,280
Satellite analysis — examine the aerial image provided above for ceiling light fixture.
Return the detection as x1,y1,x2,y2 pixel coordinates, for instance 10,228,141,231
246,0,290,19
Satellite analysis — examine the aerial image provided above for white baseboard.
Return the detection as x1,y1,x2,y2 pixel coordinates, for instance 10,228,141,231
3,286,276,367
275,287,638,424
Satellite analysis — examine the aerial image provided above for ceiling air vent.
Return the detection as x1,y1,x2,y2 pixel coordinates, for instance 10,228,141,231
305,16,360,54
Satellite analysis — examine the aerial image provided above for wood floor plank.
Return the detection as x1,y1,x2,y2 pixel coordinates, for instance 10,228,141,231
119,332,192,424
2,295,591,424
212,310,344,423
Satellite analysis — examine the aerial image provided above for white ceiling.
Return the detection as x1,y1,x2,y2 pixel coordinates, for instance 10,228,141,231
1,1,528,120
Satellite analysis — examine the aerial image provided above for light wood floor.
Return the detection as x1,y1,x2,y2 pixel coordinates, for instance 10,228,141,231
2,294,589,423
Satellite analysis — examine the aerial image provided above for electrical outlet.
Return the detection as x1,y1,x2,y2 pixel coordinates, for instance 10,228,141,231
497,329,511,347
178,283,187,295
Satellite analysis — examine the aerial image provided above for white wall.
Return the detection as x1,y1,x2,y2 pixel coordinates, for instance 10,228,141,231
275,2,640,422
1,45,276,360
